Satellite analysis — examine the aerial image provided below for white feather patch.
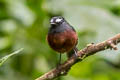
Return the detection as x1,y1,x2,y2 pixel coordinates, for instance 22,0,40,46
56,18,62,22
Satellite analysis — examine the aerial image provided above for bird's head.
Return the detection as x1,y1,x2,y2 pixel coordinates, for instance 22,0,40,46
50,16,65,25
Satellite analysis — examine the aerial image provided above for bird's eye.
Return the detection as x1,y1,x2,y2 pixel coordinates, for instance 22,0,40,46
56,18,62,23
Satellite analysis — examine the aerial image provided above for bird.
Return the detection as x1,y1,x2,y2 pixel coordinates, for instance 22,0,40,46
47,16,78,64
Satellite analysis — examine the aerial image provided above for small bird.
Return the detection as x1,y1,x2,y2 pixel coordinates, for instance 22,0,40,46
47,16,78,64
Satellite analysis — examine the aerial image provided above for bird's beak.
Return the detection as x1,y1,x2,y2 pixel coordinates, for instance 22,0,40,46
51,22,56,25
50,19,56,25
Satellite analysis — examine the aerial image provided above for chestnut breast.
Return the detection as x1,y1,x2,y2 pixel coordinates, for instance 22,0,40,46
47,29,78,53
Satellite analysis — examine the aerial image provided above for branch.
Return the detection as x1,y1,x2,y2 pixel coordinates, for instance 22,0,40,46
35,33,120,80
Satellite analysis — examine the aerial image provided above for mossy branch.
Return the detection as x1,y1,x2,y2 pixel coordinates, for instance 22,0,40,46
35,33,120,80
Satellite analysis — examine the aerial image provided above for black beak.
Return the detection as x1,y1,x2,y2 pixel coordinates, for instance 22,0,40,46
50,22,56,25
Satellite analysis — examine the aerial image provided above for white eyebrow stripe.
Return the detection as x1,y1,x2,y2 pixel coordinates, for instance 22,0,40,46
56,18,62,22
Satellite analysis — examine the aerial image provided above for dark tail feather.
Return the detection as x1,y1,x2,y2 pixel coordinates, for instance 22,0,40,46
67,46,78,58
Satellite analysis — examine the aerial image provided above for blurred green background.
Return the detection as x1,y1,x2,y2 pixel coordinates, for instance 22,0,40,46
0,0,120,80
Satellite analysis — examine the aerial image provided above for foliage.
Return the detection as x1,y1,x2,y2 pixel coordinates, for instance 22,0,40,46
0,0,120,80
0,48,23,67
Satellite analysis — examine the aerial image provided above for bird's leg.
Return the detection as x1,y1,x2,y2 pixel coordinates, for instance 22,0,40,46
59,53,62,65
67,47,78,59
73,47,78,57
57,53,62,68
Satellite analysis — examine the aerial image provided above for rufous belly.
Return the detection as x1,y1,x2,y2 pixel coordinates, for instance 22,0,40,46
47,29,78,53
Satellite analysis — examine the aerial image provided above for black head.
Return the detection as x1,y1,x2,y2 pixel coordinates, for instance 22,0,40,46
49,16,76,33
50,16,65,25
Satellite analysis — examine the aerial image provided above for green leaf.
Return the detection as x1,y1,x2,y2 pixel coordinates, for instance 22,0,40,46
0,48,24,67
